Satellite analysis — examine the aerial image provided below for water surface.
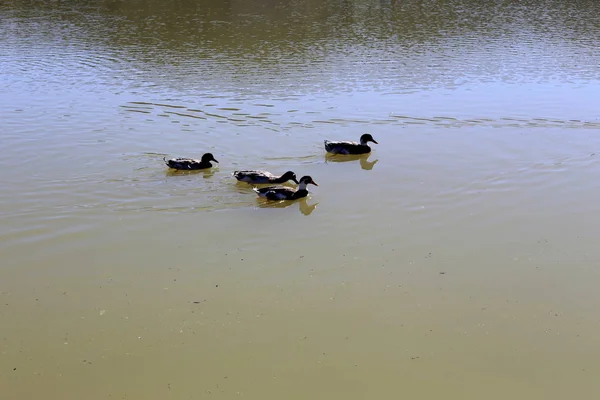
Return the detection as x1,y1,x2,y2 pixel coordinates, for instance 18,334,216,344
2,0,600,398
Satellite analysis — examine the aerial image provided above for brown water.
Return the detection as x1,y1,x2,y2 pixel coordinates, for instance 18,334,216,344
2,0,600,398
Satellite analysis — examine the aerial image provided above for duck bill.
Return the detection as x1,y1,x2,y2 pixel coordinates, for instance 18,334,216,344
370,139,378,144
311,182,319,187
293,178,300,184
212,158,219,163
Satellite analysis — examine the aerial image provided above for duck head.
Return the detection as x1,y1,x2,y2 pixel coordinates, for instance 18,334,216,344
201,153,219,164
281,171,299,184
298,175,318,190
360,134,378,145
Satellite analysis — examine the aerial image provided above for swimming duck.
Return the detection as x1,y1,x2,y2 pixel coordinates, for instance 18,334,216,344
324,133,378,155
164,153,219,170
254,176,318,201
233,170,299,185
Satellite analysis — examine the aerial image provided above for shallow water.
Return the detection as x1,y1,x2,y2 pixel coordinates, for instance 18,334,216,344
2,0,600,398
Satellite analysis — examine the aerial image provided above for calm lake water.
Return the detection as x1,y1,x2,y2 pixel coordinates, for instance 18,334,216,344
2,0,600,398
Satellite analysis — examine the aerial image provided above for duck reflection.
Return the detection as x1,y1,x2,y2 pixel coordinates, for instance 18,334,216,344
257,197,318,216
325,153,378,170
165,168,216,179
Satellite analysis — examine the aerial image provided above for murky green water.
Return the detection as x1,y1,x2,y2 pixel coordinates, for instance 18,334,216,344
2,0,600,398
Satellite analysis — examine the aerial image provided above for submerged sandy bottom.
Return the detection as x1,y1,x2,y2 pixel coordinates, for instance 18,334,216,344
3,128,600,398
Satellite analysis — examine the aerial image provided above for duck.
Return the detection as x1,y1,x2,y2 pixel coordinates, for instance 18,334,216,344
253,175,318,201
232,170,299,185
164,153,218,170
324,133,378,155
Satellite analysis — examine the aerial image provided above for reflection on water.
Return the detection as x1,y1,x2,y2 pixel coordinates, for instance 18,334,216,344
165,167,218,179
325,153,379,170
2,0,600,398
257,197,319,216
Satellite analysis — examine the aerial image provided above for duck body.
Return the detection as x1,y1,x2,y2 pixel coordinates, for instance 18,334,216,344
324,133,378,155
164,153,218,170
254,186,310,201
254,176,318,201
233,170,299,185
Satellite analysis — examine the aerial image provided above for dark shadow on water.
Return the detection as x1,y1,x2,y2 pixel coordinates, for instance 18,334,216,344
257,197,318,216
325,153,379,170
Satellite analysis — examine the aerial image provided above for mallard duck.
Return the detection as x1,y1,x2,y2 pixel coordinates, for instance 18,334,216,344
164,153,218,170
324,133,378,155
232,170,299,185
253,175,318,201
